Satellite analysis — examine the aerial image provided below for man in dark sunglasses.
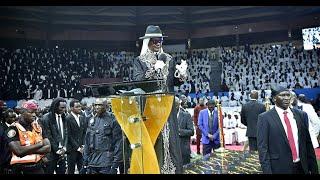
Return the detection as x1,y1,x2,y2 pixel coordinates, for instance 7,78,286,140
129,25,188,174
149,37,164,53
133,25,185,93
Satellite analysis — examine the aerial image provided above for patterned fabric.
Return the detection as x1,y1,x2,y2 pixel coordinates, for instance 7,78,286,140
22,100,38,110
160,123,176,174
183,150,262,174
139,50,171,84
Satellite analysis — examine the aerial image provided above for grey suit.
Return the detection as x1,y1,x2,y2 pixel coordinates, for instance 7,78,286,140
257,108,318,174
177,108,194,165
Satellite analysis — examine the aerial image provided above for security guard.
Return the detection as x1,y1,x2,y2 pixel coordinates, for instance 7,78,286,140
82,98,123,174
6,100,51,174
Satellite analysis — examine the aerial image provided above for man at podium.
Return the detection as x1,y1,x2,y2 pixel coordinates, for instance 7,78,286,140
131,25,187,173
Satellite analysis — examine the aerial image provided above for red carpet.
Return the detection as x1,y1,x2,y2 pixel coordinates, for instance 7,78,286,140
191,144,320,160
315,148,320,160
190,144,243,154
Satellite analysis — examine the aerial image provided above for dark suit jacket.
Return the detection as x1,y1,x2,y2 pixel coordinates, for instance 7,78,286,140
257,108,318,174
42,112,68,159
241,100,266,137
66,113,87,152
0,123,11,168
177,108,194,164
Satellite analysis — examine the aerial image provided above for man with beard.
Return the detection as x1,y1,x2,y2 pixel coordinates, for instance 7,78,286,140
41,97,68,174
6,100,51,174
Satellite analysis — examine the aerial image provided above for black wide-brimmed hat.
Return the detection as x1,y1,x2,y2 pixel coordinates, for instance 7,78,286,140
139,25,168,39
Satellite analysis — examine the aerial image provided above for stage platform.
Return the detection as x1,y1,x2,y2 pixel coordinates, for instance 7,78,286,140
183,149,262,174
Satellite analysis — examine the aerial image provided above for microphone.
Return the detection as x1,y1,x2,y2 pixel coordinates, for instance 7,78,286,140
158,53,167,63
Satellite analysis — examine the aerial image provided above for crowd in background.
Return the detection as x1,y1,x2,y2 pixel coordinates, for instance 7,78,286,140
0,42,320,114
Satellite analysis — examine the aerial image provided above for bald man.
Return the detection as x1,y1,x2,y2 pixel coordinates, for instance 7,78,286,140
241,90,266,151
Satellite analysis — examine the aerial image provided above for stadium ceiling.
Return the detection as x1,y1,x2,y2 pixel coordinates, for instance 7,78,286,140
1,6,320,32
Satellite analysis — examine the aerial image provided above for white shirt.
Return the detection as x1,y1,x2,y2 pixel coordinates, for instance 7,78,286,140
71,112,80,127
5,122,12,127
274,106,300,162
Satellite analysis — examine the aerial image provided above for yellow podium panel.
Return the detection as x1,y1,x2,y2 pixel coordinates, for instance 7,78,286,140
111,94,174,174
143,95,174,145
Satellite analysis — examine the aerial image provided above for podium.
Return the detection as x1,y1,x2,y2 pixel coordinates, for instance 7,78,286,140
110,92,174,174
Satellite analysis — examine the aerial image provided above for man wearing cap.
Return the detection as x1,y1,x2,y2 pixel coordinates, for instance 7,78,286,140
131,25,184,173
5,100,51,174
257,85,318,174
82,98,122,174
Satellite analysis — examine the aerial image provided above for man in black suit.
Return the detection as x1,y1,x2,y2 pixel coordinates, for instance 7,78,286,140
0,109,16,174
241,90,266,151
41,97,68,174
176,97,194,165
257,85,318,174
66,99,87,174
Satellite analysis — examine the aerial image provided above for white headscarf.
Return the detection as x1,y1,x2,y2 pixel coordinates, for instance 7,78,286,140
140,38,164,56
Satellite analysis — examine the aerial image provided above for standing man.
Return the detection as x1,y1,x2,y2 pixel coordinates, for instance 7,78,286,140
6,100,51,174
193,97,206,154
80,100,93,122
257,85,318,174
0,109,17,174
66,99,87,174
176,97,194,165
198,100,220,156
0,109,17,171
132,25,187,93
297,94,320,148
241,90,266,151
41,97,68,174
132,25,184,173
83,98,122,174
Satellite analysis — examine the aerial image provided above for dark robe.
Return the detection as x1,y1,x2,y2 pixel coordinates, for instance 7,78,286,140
129,51,183,174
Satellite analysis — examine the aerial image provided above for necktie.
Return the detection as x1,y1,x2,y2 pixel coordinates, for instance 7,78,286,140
283,111,297,161
57,115,63,139
208,111,214,134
